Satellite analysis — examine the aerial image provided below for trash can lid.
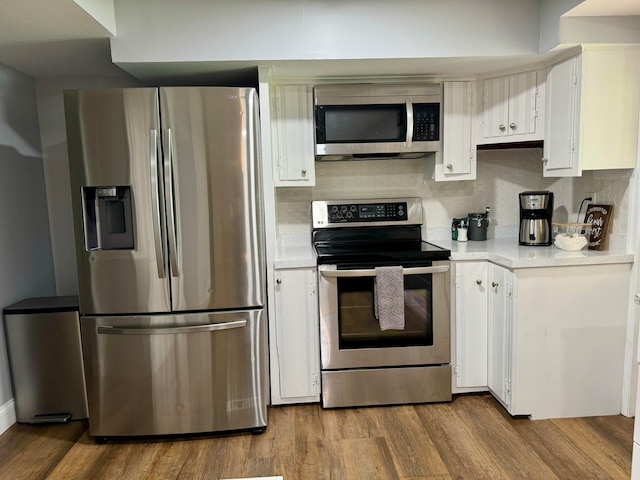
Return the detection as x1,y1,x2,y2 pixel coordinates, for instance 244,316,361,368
3,296,79,315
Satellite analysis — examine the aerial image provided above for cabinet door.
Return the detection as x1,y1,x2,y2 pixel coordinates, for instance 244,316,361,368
480,70,542,144
272,268,320,403
487,263,513,409
508,71,539,137
482,76,510,139
436,82,477,181
543,56,581,177
453,261,488,389
272,85,316,186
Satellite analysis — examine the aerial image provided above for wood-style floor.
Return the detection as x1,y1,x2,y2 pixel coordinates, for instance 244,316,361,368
0,393,633,480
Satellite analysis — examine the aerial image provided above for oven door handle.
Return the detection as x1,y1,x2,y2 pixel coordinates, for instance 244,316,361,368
318,264,449,278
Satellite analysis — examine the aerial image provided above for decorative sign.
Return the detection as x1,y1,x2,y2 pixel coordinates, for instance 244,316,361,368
583,204,613,251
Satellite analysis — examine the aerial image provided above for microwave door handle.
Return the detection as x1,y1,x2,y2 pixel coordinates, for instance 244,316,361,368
318,265,449,278
405,99,414,147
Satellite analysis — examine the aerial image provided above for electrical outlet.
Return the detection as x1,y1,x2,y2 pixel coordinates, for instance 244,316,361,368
586,192,596,204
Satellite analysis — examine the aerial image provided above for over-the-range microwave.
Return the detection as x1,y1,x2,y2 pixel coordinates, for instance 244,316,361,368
313,83,442,161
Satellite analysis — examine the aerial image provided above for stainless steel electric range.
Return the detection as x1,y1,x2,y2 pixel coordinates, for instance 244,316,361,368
312,197,452,408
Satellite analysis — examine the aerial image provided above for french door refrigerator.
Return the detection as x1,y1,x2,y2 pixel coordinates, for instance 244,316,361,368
64,87,267,439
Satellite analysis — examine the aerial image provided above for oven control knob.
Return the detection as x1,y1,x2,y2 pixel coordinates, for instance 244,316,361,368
341,206,347,212
331,206,338,213
350,205,357,212
346,212,353,219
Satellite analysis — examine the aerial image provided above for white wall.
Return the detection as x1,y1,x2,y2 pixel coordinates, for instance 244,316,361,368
539,0,583,51
560,15,640,44
0,63,56,427
276,150,630,250
35,74,141,294
111,0,543,65
74,0,117,35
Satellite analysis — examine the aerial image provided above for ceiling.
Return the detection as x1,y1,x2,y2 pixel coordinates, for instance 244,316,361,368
0,0,639,79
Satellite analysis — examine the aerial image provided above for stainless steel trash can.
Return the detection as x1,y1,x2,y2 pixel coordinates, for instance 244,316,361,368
3,296,88,423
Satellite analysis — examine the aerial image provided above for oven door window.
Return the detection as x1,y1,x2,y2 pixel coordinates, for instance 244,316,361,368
337,274,432,349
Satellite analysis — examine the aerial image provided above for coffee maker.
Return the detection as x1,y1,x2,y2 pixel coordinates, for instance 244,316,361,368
519,191,554,246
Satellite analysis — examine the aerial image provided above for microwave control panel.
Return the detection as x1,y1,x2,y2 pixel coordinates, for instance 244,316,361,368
413,103,440,141
327,202,407,223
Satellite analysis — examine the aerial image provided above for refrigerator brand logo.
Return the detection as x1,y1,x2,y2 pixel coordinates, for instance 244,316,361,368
227,398,252,411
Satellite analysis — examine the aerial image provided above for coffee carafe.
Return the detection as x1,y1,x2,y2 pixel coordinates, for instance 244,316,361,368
519,191,554,246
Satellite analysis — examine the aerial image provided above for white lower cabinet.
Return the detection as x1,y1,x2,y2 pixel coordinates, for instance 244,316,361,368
487,263,514,410
633,443,640,480
270,267,320,405
452,261,488,391
485,262,630,419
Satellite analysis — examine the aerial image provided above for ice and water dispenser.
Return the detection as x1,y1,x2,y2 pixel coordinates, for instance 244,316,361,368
82,186,134,250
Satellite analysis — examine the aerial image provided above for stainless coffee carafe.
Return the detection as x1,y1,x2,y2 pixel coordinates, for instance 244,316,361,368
519,191,554,246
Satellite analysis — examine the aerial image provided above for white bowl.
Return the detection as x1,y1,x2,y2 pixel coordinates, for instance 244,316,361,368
554,233,588,251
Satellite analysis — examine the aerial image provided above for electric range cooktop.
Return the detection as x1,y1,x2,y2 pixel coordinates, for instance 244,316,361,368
311,198,450,266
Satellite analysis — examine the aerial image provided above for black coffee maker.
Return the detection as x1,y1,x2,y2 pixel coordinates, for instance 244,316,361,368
519,191,554,246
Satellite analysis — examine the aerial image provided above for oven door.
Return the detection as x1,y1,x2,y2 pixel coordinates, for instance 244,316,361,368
318,261,450,370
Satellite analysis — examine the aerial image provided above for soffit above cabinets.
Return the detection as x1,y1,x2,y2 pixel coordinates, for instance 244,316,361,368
0,0,638,80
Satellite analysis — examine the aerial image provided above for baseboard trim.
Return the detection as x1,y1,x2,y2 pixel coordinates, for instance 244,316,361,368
0,399,16,435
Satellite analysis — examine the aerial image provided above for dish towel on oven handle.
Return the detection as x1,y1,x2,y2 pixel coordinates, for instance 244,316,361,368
374,266,405,331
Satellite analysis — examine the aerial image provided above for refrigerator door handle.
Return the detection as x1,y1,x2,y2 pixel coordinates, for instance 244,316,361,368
163,128,180,277
97,319,247,335
149,129,166,278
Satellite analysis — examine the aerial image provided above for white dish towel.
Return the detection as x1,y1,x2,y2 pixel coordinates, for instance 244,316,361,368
374,266,405,331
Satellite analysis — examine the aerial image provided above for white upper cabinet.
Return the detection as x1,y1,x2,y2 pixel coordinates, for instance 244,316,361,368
435,81,477,181
543,45,640,177
271,84,316,186
479,70,544,144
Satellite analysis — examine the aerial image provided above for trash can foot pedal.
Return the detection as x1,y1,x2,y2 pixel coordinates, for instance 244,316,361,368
29,413,72,424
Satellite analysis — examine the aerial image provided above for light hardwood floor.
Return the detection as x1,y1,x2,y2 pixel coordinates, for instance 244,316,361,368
0,394,633,480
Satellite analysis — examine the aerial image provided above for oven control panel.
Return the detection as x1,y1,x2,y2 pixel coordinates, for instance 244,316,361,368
312,198,422,228
327,202,408,223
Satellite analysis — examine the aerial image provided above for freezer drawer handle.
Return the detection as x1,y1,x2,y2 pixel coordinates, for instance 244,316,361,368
318,264,450,278
97,319,247,335
149,129,166,278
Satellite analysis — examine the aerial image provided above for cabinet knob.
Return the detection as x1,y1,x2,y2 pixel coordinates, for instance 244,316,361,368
276,278,282,285
499,124,506,131
446,164,453,171
541,157,548,164
492,282,499,288
509,123,517,130
476,279,483,285
301,169,307,176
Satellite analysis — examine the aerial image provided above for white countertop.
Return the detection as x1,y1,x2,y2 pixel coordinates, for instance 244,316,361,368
274,233,634,270
274,233,316,269
433,237,634,269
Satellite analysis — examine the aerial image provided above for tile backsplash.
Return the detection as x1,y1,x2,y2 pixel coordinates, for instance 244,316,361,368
276,148,631,249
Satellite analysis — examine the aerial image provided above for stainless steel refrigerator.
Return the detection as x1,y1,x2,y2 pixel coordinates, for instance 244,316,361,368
64,87,267,439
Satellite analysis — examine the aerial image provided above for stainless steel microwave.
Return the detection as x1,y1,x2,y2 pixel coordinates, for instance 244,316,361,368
313,83,442,160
